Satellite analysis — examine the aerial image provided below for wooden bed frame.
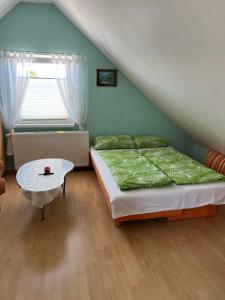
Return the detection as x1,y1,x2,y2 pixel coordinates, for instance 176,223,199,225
91,157,218,225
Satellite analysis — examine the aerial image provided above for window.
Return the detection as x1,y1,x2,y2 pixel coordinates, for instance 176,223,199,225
17,55,73,127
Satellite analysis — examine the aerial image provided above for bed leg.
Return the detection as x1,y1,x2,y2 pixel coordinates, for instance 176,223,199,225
114,219,121,226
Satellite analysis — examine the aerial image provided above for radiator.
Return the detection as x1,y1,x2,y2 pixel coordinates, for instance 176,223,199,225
12,131,89,170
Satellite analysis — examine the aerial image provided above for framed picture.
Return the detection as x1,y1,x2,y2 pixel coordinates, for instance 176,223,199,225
97,69,117,87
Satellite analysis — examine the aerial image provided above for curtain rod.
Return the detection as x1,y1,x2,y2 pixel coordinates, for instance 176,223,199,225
0,49,86,56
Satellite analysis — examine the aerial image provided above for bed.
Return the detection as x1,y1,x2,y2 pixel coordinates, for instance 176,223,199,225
90,146,225,225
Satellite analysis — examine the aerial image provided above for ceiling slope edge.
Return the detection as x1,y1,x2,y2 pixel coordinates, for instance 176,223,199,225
0,0,18,19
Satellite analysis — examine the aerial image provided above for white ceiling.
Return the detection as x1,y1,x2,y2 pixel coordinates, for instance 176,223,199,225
1,0,225,152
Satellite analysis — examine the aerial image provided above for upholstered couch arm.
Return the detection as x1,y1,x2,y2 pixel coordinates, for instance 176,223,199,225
0,176,5,195
0,160,5,195
0,160,5,176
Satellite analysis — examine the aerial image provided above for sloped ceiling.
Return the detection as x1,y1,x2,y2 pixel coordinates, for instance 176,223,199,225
1,0,225,152
0,0,16,18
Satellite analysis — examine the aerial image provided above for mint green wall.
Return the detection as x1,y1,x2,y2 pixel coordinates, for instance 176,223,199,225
192,144,208,163
0,3,203,167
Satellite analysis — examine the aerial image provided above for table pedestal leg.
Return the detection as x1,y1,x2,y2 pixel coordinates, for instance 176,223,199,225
41,206,45,220
63,176,67,195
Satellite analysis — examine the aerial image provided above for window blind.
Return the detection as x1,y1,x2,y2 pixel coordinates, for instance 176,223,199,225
21,78,68,120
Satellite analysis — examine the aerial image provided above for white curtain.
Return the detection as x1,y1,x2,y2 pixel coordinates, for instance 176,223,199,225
0,51,32,155
53,54,88,130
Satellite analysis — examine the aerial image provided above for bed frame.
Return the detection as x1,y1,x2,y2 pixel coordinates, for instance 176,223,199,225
91,158,218,225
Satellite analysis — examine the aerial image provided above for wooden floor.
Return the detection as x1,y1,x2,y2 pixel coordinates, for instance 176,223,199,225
0,171,225,300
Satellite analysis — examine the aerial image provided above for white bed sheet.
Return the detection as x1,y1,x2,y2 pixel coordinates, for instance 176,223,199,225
90,147,225,219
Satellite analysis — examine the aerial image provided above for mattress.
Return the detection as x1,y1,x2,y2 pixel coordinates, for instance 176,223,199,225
90,147,225,219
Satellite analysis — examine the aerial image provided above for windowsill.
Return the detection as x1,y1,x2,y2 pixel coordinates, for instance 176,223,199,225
15,123,75,129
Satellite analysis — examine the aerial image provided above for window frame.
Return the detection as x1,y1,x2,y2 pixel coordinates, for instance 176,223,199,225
15,54,74,128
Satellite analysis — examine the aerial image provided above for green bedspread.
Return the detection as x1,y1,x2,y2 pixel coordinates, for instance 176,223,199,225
98,149,173,190
142,147,225,185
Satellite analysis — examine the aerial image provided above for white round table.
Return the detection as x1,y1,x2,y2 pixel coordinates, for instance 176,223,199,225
16,158,74,220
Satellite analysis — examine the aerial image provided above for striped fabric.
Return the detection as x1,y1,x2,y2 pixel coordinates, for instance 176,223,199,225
205,149,225,175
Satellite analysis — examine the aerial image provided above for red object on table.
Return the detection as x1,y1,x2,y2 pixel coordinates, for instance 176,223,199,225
44,166,51,174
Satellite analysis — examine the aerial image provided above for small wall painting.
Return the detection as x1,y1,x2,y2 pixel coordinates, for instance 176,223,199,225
97,69,117,87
